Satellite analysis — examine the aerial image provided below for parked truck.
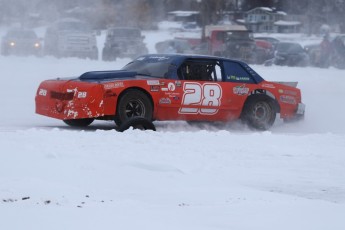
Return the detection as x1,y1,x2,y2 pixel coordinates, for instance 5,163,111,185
177,25,272,64
102,27,148,61
44,18,98,60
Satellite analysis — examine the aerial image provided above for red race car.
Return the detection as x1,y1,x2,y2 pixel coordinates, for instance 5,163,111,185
35,54,305,130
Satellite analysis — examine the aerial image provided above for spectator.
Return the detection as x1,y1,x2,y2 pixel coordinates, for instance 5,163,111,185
319,34,332,68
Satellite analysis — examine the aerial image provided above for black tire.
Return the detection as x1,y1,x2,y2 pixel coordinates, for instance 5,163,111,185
241,95,276,130
115,89,153,126
117,117,156,132
63,118,94,127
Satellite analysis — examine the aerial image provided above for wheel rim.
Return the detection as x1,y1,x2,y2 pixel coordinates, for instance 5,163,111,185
252,101,271,123
125,99,146,118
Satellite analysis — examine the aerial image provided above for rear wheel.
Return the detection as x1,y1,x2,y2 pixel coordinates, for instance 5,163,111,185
115,89,153,126
241,95,276,130
63,118,94,127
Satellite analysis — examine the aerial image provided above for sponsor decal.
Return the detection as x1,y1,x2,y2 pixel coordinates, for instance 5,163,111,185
165,92,180,98
168,82,176,91
161,82,176,92
262,83,275,89
159,98,171,104
38,88,47,96
279,89,297,96
147,80,160,86
227,75,250,81
280,95,296,104
104,82,124,89
150,85,160,92
233,85,249,96
77,92,87,98
175,81,182,87
66,88,76,93
148,56,170,61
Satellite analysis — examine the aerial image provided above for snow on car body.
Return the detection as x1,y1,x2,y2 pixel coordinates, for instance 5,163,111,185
35,54,305,130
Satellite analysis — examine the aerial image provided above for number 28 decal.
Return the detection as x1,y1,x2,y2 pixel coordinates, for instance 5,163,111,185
179,82,222,115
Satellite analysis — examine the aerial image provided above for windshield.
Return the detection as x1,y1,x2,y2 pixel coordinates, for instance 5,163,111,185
108,28,141,38
7,30,37,39
277,43,303,53
226,31,253,40
121,56,173,78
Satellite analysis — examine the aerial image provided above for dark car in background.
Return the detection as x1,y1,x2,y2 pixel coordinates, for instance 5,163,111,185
1,28,42,56
265,42,309,67
102,27,148,61
329,35,345,69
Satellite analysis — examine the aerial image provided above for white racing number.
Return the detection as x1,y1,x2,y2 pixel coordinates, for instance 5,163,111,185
179,82,222,115
38,88,47,96
77,91,87,98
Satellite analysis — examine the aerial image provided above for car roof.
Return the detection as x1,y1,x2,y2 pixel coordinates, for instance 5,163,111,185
138,53,247,64
135,54,264,82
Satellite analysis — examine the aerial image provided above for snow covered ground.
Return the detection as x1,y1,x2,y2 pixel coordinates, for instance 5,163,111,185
1,28,345,230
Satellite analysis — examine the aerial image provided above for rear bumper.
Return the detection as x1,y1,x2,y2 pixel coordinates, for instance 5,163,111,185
35,80,105,120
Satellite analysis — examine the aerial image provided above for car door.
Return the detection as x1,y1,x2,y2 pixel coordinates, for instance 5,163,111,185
156,58,258,122
218,60,259,120
156,58,226,121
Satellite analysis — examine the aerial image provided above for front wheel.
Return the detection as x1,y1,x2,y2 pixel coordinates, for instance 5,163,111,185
63,118,94,127
115,89,153,126
241,95,276,130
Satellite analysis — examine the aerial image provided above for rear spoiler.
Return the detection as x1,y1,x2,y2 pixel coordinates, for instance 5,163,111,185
273,81,298,87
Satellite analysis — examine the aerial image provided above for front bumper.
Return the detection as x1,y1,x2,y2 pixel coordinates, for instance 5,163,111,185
283,102,305,122
296,102,306,115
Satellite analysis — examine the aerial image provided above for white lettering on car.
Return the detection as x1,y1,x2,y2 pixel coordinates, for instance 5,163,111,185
77,92,87,98
179,82,222,115
38,88,47,96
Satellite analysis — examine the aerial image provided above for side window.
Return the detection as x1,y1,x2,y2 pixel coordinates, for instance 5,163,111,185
223,61,254,83
214,64,222,81
178,60,222,82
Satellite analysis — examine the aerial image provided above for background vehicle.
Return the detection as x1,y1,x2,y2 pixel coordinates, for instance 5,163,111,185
178,25,271,64
102,27,148,61
265,42,309,67
329,35,345,69
1,28,42,56
254,36,280,49
35,54,305,131
221,29,257,63
304,43,322,67
44,18,98,60
305,34,345,69
155,39,197,54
